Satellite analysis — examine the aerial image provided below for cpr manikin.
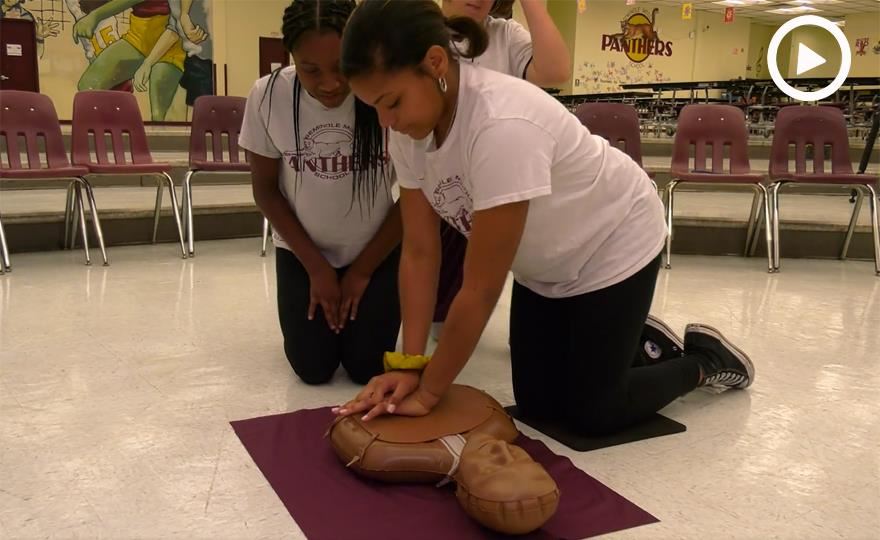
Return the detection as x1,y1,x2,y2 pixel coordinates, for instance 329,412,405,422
327,385,560,535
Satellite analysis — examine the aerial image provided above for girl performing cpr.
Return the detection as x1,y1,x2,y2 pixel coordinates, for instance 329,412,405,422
336,0,754,435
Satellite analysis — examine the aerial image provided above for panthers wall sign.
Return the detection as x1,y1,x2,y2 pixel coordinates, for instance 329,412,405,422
601,8,674,64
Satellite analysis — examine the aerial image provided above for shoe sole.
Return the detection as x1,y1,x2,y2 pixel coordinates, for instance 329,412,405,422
646,315,684,350
685,323,755,388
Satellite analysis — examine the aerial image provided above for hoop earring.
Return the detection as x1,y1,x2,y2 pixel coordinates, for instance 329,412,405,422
438,77,448,93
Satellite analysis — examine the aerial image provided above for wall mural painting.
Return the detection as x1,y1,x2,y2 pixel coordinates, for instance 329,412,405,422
600,8,674,64
576,60,671,94
573,6,673,93
1,0,61,56
0,0,213,121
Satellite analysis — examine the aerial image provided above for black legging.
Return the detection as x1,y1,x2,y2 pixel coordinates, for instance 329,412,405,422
434,221,467,322
509,254,702,435
275,247,401,385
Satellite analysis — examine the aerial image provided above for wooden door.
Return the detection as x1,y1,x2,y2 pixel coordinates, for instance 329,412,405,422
0,18,39,92
258,37,290,78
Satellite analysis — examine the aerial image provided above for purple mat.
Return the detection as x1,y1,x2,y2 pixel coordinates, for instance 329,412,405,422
231,408,658,540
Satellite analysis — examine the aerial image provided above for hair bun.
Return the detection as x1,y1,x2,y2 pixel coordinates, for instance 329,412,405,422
444,15,489,59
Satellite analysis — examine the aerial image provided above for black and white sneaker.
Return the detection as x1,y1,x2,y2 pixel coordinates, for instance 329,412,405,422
640,315,685,364
684,323,755,389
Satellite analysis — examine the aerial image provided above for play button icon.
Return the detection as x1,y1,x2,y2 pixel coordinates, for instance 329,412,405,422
796,43,826,76
768,15,852,102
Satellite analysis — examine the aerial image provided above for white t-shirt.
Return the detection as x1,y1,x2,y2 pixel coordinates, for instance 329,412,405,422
390,64,667,298
455,16,533,78
239,67,395,268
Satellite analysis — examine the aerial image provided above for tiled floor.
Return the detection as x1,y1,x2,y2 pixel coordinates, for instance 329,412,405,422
1,239,878,539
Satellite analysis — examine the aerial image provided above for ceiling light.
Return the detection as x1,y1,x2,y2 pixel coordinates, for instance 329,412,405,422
767,6,821,14
786,0,841,5
713,0,770,5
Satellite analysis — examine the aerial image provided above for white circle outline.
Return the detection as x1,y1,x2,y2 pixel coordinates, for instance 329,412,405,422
767,15,851,102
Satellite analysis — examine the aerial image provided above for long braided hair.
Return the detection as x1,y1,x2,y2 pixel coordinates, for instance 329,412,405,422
260,0,388,216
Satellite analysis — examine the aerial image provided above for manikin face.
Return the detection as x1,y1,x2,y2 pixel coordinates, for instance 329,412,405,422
291,30,350,109
457,434,556,497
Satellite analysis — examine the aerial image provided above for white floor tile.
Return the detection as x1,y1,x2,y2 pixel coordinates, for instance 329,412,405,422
1,238,877,539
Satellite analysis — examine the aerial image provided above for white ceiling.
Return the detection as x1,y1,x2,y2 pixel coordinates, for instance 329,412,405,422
643,0,880,25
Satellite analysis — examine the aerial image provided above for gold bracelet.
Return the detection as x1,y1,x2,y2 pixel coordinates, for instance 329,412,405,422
383,351,431,372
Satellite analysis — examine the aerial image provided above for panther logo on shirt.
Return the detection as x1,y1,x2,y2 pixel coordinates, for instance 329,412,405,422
433,175,473,233
284,124,354,181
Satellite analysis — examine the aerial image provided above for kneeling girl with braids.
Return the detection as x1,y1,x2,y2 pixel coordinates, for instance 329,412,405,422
239,0,401,385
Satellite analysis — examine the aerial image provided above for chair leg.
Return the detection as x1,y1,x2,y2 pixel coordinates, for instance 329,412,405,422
841,186,864,260
160,172,188,259
771,182,784,272
261,217,270,257
68,184,80,250
74,183,92,266
747,201,765,258
744,186,762,257
79,178,109,266
0,212,10,273
664,180,678,269
756,183,774,273
63,182,75,250
180,174,188,241
188,180,195,256
183,170,196,257
865,183,880,276
152,181,164,244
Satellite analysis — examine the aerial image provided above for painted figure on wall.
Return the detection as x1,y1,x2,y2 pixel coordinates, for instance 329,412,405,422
576,60,670,94
64,0,133,92
70,0,212,119
1,0,61,57
73,0,186,120
168,0,213,106
65,0,121,61
9,0,212,121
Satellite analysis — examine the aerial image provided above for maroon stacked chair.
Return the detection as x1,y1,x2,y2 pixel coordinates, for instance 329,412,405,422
575,103,658,192
768,106,879,275
71,90,186,259
0,90,107,268
667,104,773,271
182,96,249,257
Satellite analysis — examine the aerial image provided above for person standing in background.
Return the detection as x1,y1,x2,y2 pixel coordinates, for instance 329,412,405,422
431,0,570,341
435,1,682,368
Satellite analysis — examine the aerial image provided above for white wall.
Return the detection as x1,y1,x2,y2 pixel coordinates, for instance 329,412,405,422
787,25,842,78
215,0,289,99
747,23,776,79
692,10,752,82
